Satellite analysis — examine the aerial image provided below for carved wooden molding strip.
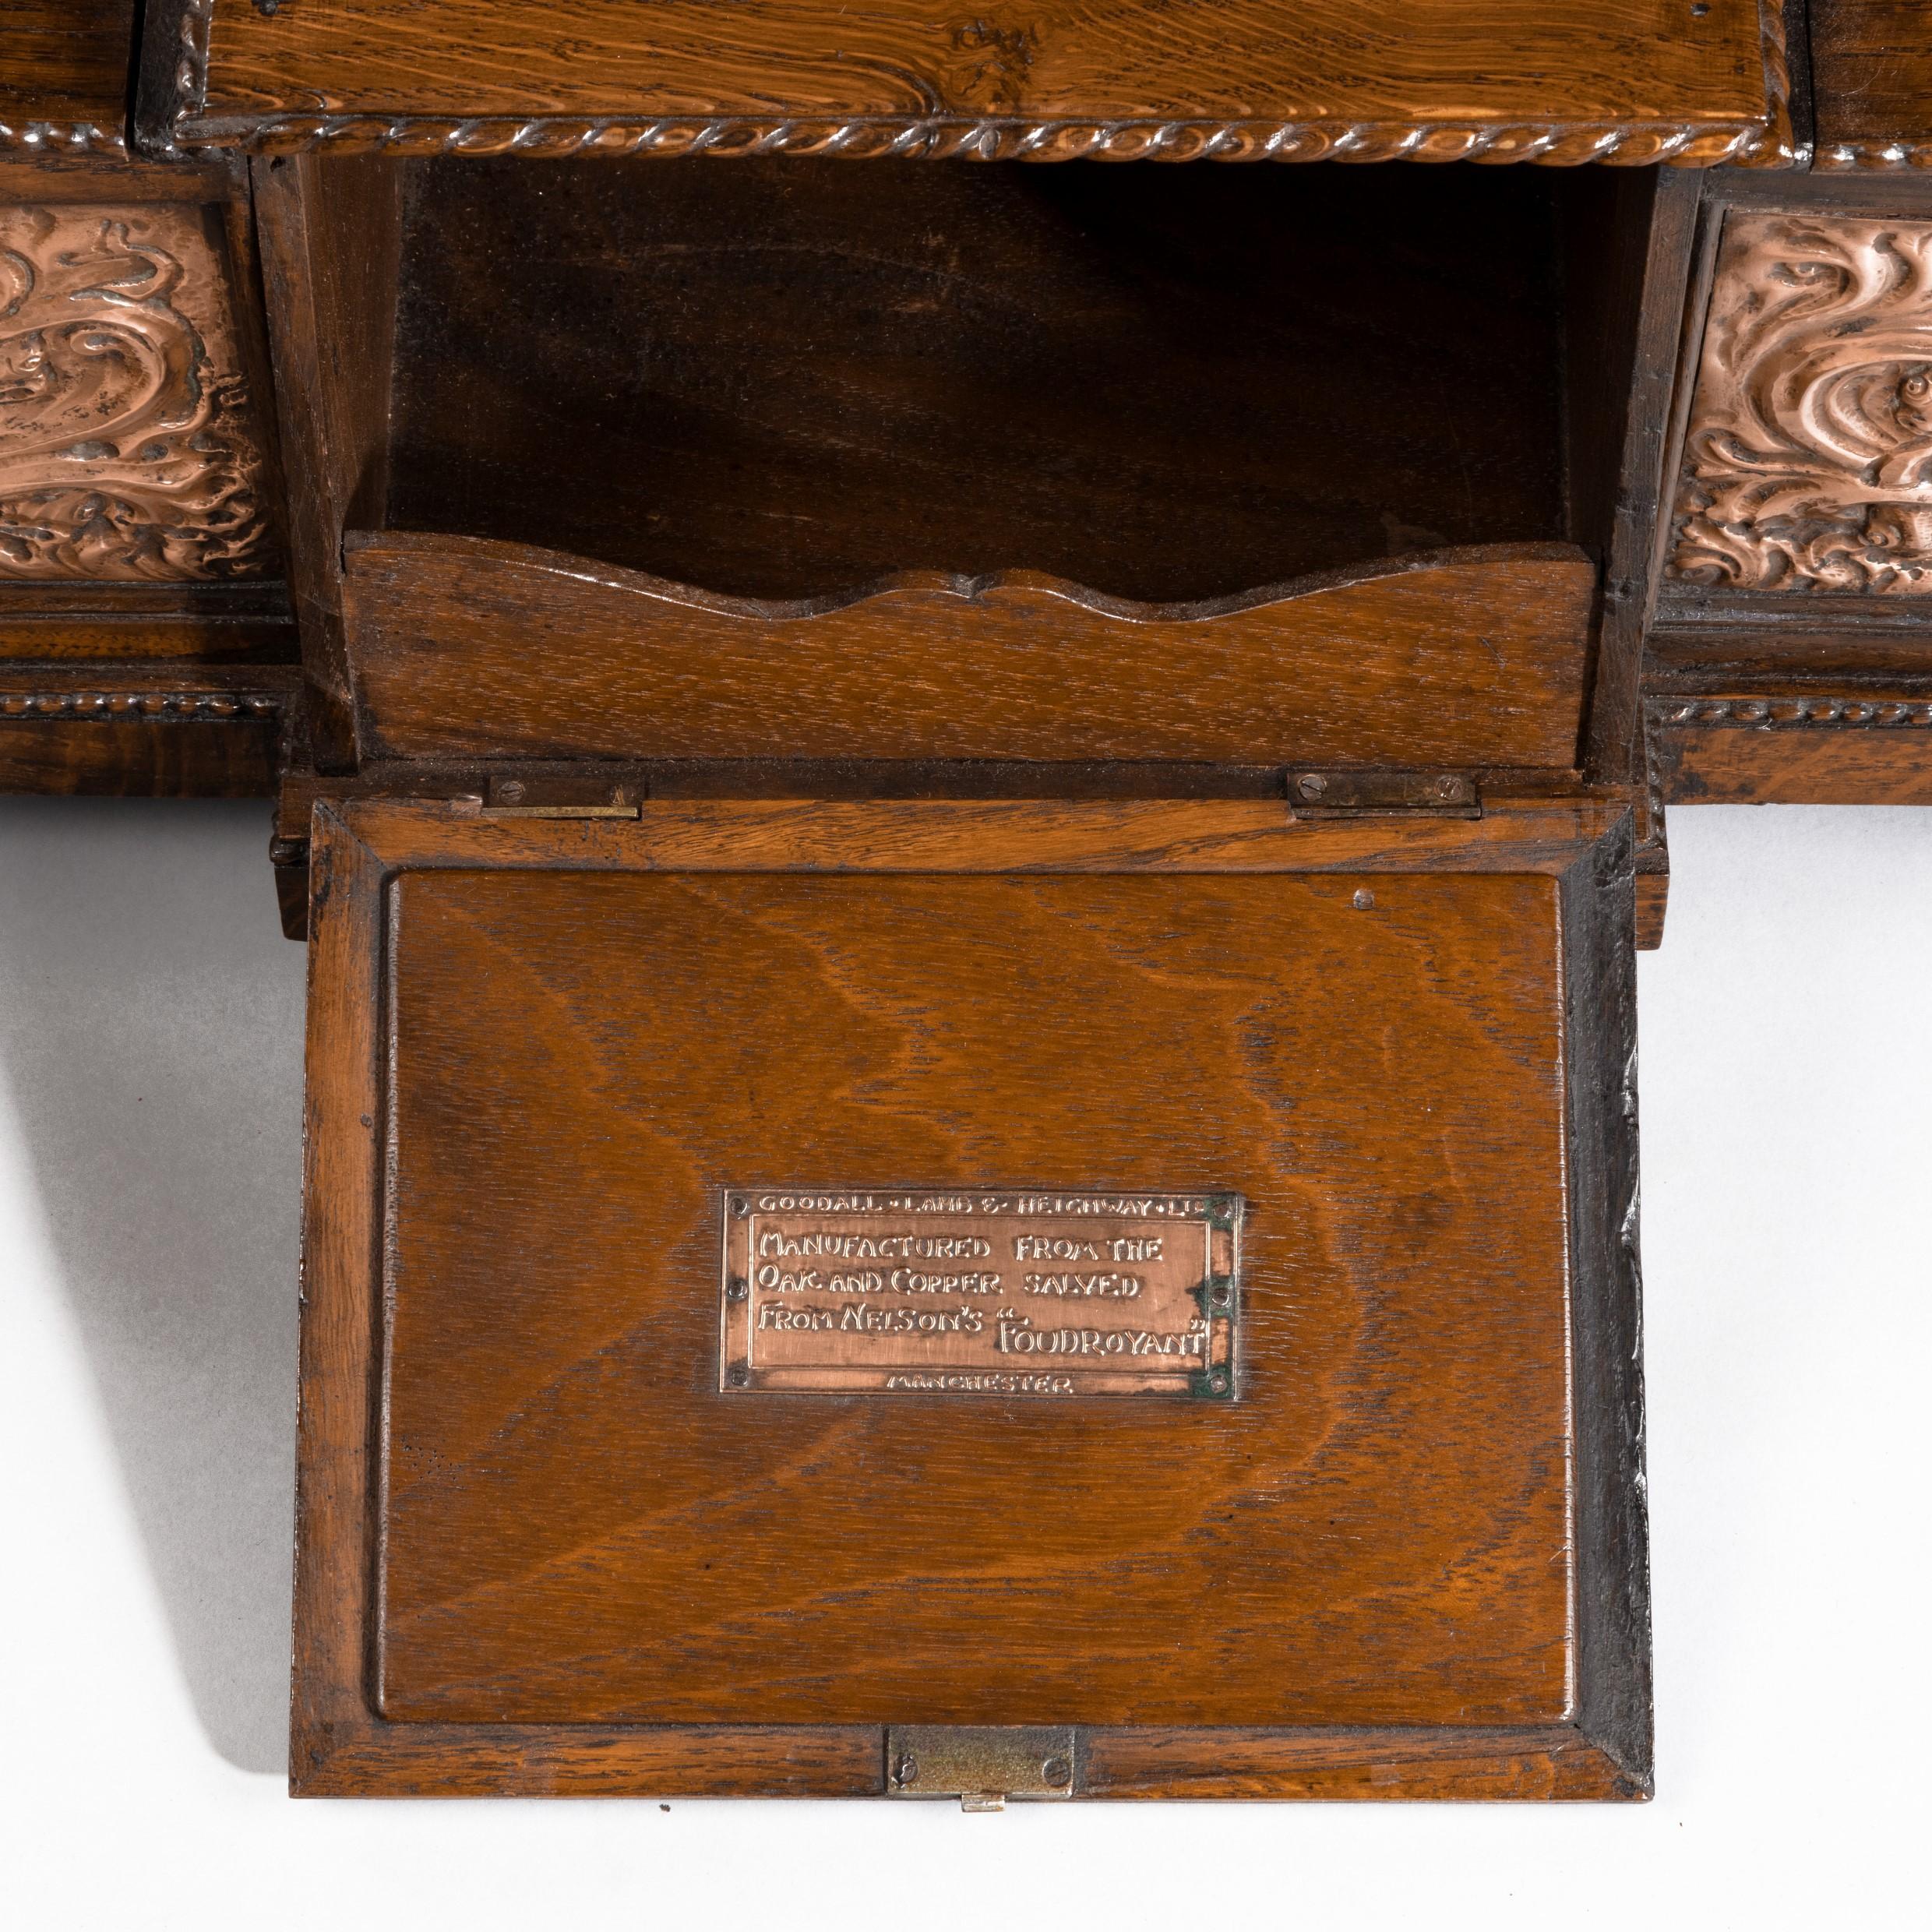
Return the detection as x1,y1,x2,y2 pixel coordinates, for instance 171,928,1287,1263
1815,143,1932,173
0,122,130,158
138,0,1796,167
1666,213,1932,596
0,203,275,583
1648,695,1932,728
0,689,284,719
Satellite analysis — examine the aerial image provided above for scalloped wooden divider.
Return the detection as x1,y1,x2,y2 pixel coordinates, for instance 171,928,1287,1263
340,533,1596,770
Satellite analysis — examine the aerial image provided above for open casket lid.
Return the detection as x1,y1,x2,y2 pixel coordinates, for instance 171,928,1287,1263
290,784,1647,1800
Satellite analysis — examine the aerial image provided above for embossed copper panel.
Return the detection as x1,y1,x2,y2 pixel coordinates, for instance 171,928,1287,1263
720,1189,1241,1398
1668,212,1932,594
0,203,273,582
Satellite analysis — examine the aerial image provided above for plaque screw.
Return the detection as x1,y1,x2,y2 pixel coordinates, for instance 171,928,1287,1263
1296,773,1327,798
1209,1372,1229,1394
1042,1756,1072,1789
729,1197,749,1218
727,1365,749,1387
726,1277,749,1303
894,1753,919,1787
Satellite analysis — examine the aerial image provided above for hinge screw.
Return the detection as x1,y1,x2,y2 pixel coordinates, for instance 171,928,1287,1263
894,1753,919,1786
1296,773,1327,798
1042,1756,1072,1788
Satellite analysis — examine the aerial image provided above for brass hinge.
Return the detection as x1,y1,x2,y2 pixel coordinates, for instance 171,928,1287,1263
1286,770,1480,818
886,1726,1077,1810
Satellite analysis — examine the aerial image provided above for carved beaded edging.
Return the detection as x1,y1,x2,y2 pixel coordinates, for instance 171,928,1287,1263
0,690,284,719
1815,143,1932,173
1648,695,1932,728
142,0,1796,167
0,122,130,157
0,204,276,583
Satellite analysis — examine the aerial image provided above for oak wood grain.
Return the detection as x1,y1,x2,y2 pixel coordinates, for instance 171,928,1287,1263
378,863,1574,1727
341,535,1595,772
145,0,1784,164
291,798,1648,1793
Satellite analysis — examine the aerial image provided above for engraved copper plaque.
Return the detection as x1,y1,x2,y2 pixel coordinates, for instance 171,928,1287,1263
719,1189,1242,1399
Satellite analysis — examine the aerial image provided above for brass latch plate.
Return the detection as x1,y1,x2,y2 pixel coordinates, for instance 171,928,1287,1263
887,1726,1077,1809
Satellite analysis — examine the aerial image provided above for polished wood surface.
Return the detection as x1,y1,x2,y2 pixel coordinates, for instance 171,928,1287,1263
382,866,1574,1726
291,798,1646,1794
146,0,1785,164
341,534,1595,771
250,151,403,766
1652,692,1932,803
1642,172,1932,806
0,663,291,795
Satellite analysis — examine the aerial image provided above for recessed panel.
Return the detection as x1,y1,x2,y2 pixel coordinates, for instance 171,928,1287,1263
375,866,1574,1732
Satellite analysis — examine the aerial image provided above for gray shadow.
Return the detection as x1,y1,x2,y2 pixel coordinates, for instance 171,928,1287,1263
0,798,308,1774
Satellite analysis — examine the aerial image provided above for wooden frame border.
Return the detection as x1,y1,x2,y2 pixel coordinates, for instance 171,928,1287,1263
137,0,1795,169
291,798,1648,1800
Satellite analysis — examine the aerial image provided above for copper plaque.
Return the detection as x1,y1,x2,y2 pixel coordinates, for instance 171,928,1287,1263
720,1190,1242,1399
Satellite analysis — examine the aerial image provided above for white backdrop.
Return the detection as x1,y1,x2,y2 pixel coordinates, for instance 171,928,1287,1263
2,799,1926,1930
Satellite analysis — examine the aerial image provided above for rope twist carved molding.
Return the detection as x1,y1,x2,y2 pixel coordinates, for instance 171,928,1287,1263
140,0,1794,167
0,203,275,583
1668,214,1932,595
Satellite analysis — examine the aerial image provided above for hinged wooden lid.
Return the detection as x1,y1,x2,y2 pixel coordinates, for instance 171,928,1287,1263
138,0,1791,167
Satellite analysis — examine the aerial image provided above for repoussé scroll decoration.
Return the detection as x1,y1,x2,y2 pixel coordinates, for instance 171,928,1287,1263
0,203,273,581
1668,214,1932,594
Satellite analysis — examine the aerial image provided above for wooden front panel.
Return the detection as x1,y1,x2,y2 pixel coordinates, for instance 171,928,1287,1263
1,0,135,148
158,0,1783,163
375,863,1572,1728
